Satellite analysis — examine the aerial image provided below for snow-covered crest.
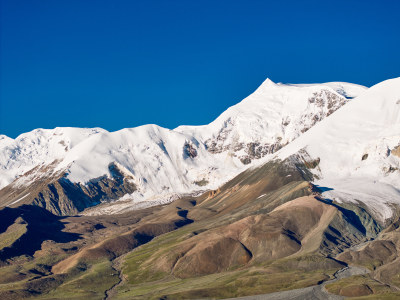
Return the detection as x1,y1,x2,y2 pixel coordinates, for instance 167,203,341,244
0,78,367,212
0,127,106,188
176,79,365,163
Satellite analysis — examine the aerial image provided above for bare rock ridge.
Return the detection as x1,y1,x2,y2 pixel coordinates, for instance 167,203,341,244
205,88,347,165
0,162,136,215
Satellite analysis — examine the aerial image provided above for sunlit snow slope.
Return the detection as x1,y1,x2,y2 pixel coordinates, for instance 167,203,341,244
0,128,106,188
276,77,400,221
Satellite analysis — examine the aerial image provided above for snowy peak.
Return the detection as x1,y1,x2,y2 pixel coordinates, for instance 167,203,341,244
0,135,13,142
256,77,276,89
0,135,13,149
253,78,367,99
177,79,363,165
284,81,367,99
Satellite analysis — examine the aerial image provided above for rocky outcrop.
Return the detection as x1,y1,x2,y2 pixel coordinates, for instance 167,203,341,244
205,89,346,165
391,145,400,158
0,162,137,216
239,141,284,164
184,141,197,158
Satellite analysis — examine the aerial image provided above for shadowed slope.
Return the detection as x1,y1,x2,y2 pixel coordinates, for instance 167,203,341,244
0,205,81,261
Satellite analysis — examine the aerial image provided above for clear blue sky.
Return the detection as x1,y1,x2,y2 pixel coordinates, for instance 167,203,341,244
1,0,399,138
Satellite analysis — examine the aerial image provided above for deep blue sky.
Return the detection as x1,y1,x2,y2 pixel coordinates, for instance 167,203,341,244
1,0,399,138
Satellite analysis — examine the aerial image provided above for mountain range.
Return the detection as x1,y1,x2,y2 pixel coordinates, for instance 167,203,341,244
0,79,367,215
0,77,400,299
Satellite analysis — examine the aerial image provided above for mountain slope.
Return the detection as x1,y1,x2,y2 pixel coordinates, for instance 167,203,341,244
275,77,400,221
0,155,382,299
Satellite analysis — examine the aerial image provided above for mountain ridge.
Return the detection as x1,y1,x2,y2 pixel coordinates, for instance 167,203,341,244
0,79,367,215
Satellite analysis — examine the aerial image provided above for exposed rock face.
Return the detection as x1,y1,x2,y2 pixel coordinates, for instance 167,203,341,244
299,89,347,132
391,145,400,158
0,162,137,216
205,89,347,165
239,141,284,164
184,141,197,158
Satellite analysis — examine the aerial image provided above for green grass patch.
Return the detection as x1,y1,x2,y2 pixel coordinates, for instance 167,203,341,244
38,259,119,300
326,274,394,298
351,292,400,299
118,235,341,300
0,222,27,250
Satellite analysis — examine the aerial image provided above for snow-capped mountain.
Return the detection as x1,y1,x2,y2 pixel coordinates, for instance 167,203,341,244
0,127,106,188
176,79,366,165
275,77,400,221
0,79,366,214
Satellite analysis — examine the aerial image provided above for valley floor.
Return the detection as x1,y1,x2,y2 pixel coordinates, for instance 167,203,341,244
227,266,368,300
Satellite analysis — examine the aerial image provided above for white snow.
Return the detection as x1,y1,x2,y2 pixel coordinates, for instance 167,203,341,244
275,77,400,220
0,127,106,188
314,177,400,222
286,82,367,99
0,135,14,148
57,124,243,200
174,78,364,168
